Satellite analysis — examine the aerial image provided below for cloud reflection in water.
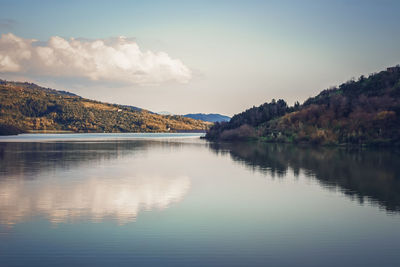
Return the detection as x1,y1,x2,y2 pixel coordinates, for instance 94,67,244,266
0,174,190,226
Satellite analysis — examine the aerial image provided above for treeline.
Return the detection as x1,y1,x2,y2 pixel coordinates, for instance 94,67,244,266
206,99,295,140
0,81,211,135
206,65,400,145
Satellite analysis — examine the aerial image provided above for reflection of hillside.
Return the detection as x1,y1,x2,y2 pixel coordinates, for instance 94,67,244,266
0,140,190,180
0,141,143,180
210,142,400,213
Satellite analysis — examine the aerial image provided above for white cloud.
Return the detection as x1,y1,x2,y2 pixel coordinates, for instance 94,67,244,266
0,33,192,85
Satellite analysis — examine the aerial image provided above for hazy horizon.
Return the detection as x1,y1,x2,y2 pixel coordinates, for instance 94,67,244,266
1,0,400,116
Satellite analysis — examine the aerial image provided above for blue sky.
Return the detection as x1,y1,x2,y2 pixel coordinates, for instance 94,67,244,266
1,0,400,115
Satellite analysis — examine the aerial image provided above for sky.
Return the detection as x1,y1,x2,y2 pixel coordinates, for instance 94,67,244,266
0,0,400,116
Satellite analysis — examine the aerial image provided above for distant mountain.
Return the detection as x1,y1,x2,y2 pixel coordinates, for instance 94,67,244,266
0,80,212,135
206,65,400,145
183,113,230,123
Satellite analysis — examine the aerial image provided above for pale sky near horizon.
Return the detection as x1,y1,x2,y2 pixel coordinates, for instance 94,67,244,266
1,0,400,116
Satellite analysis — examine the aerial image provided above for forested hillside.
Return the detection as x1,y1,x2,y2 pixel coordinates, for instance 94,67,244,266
0,80,211,135
206,66,400,145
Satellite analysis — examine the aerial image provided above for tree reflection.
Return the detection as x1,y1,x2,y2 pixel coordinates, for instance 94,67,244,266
210,142,400,213
0,140,188,180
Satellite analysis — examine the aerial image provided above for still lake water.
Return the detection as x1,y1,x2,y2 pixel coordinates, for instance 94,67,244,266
0,133,399,266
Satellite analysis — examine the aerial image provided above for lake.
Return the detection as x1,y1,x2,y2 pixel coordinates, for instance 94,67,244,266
0,133,399,266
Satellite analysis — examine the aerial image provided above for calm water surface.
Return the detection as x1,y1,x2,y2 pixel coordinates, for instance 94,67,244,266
0,133,399,266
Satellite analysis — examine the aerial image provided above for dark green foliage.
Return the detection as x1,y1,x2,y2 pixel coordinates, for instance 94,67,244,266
0,124,25,135
206,65,400,145
206,99,291,140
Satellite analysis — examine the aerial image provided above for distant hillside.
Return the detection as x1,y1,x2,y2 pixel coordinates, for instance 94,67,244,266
183,113,230,122
0,80,211,135
206,65,400,145
0,80,79,97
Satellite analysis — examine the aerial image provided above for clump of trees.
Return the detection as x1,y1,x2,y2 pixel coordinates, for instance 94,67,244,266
206,66,400,145
0,124,25,135
206,99,294,140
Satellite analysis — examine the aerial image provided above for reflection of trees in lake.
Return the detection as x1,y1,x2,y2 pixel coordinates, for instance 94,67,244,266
210,142,400,213
0,141,144,180
0,140,189,180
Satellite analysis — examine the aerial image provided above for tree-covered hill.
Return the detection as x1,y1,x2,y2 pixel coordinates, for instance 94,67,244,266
206,65,400,145
0,80,211,135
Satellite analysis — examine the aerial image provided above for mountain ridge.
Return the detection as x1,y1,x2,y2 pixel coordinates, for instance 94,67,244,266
0,80,211,135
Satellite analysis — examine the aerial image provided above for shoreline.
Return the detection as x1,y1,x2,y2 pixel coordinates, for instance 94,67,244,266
204,137,400,148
